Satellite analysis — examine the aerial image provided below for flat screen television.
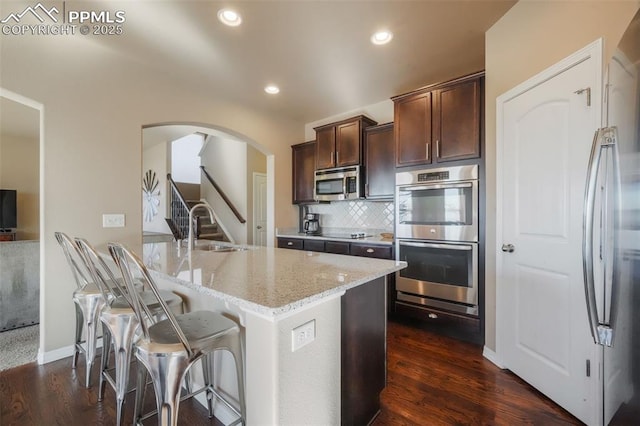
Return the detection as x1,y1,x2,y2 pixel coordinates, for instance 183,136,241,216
0,189,17,229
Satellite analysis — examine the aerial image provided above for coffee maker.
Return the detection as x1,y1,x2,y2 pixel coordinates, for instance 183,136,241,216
303,213,321,235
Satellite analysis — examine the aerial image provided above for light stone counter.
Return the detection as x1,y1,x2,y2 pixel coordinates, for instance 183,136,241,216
143,241,405,320
140,240,406,425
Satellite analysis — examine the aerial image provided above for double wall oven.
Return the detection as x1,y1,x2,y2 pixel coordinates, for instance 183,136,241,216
395,165,479,316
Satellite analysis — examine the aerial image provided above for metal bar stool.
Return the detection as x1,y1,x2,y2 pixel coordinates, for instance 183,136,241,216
109,242,245,426
74,237,186,426
55,231,106,388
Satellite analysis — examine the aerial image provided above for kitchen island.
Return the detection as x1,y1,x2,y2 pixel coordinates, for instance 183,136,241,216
142,241,406,425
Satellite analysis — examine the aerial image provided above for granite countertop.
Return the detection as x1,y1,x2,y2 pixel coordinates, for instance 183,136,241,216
276,228,394,245
143,241,405,320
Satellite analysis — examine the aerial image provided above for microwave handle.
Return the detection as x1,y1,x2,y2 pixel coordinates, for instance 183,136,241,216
399,182,473,191
399,241,473,251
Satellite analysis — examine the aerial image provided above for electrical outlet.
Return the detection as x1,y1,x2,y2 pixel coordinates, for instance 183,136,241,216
102,214,125,228
292,319,315,352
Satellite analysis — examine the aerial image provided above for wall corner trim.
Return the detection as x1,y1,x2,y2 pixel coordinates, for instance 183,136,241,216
482,346,505,369
37,338,103,365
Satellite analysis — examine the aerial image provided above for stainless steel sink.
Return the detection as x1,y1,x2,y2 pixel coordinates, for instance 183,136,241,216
192,244,249,252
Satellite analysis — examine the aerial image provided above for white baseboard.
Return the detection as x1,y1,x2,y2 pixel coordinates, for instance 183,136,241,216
37,337,104,365
193,391,240,425
482,346,505,369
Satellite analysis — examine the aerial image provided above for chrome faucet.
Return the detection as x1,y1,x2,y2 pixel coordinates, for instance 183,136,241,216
187,201,216,250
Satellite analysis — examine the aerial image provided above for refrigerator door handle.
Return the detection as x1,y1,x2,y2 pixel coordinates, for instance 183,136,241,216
582,127,618,347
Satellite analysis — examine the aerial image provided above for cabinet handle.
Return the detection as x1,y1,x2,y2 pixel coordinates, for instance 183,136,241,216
335,151,339,165
365,183,369,197
366,248,374,253
436,140,440,159
331,151,335,165
426,142,430,160
287,242,293,246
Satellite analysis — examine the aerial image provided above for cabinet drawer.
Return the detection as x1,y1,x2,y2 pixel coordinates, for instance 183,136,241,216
350,244,392,259
326,241,350,255
277,238,303,250
304,239,325,252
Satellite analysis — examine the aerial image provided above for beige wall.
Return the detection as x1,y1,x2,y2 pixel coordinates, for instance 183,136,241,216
1,33,302,352
484,0,639,351
0,130,39,241
201,136,249,244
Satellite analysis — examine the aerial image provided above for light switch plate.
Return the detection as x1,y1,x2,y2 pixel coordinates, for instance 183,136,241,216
102,214,125,228
292,319,315,352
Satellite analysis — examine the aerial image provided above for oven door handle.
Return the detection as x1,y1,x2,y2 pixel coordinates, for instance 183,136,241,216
398,241,473,251
398,182,473,191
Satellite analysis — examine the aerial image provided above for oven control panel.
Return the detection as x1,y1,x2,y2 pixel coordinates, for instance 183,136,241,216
417,171,450,182
396,164,477,186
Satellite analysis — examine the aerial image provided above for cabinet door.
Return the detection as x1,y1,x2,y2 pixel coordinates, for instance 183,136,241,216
326,241,350,254
342,277,386,425
335,120,360,167
350,244,392,259
303,239,325,252
292,141,316,204
315,127,336,169
395,92,432,166
277,238,304,250
364,124,395,199
433,78,481,162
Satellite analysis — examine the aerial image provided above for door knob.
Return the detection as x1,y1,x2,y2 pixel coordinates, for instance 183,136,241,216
502,244,515,253
257,225,262,229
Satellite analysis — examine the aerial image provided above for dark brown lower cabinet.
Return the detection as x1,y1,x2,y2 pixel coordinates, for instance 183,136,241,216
325,241,350,254
276,237,303,250
303,239,325,252
342,276,386,426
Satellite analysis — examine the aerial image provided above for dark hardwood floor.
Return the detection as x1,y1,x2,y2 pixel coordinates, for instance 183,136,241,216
0,319,582,425
374,318,582,425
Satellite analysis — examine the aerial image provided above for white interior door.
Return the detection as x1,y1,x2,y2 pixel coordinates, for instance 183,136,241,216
253,173,267,246
497,41,602,425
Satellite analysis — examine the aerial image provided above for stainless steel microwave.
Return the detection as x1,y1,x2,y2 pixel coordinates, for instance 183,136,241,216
314,166,362,201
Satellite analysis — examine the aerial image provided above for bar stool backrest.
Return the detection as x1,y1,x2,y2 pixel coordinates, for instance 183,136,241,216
108,243,193,356
75,238,134,307
55,232,96,292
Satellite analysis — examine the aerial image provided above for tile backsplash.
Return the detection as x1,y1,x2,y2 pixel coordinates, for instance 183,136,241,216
306,200,394,231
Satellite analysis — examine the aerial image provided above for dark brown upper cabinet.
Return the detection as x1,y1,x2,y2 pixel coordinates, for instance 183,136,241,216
314,115,377,170
394,92,432,166
393,72,483,167
292,140,316,204
364,123,395,200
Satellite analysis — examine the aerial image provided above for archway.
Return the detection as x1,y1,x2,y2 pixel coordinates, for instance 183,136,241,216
142,122,275,247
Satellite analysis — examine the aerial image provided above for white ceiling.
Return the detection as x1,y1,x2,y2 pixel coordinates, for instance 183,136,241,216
90,0,515,124
0,1,515,143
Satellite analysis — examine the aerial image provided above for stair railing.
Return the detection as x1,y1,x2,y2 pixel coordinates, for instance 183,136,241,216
200,166,247,224
166,173,190,241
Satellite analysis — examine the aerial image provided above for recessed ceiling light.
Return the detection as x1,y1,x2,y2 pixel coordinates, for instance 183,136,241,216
371,30,393,45
218,8,242,26
264,85,280,95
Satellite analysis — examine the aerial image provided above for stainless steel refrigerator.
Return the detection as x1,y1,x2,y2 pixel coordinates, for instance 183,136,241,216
583,9,640,425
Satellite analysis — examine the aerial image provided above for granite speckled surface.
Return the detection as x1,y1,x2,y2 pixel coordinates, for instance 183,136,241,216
143,241,405,319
